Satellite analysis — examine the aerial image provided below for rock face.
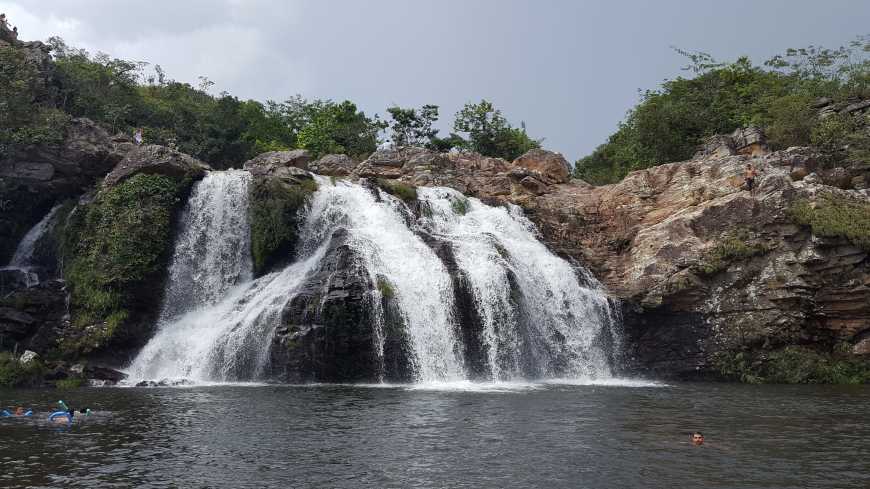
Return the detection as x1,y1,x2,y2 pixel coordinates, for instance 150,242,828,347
308,154,356,176
242,149,311,176
269,229,413,382
278,144,869,380
0,118,132,263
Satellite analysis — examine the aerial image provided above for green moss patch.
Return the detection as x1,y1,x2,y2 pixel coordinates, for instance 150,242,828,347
376,276,395,299
376,179,417,202
714,346,870,384
250,177,318,276
789,193,870,251
61,174,187,355
696,228,769,275
451,196,470,215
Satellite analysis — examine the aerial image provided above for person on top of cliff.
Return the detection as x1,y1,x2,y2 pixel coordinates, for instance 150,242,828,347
744,163,758,192
1,14,7,26
133,127,143,146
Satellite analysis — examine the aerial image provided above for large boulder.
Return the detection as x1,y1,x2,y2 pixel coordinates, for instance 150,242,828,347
242,150,311,176
103,145,210,187
511,149,571,184
308,154,356,176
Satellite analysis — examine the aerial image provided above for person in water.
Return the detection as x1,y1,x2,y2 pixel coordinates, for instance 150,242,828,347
691,432,705,446
14,407,24,416
744,163,758,192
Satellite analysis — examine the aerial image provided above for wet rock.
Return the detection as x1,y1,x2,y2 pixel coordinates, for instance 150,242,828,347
270,228,397,382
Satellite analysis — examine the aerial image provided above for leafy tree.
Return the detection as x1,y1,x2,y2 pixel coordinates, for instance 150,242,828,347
296,100,385,158
0,44,69,156
386,104,439,147
453,99,540,160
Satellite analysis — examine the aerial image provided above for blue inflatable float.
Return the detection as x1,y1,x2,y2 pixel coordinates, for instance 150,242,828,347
1,409,32,417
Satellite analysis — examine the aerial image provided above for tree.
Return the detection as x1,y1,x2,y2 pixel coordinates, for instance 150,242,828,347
386,104,439,147
453,99,540,160
296,100,386,158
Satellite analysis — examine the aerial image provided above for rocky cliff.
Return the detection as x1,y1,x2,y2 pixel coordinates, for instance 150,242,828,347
2,114,869,385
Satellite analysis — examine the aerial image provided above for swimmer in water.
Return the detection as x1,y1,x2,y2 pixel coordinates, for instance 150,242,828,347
691,431,704,446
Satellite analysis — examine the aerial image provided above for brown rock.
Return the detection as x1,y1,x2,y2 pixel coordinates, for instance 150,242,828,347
308,154,356,176
243,150,311,174
511,149,571,184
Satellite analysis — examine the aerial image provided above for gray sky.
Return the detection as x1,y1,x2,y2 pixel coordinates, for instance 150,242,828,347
5,0,869,161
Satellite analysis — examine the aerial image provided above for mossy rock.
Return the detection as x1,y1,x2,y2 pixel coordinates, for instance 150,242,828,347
789,193,870,251
60,173,191,357
695,228,770,275
249,176,318,276
375,178,417,202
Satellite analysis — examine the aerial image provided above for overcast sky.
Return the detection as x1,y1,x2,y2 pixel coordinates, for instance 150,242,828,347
4,0,869,161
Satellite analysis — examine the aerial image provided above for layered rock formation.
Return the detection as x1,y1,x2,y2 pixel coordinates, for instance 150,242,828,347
300,143,869,380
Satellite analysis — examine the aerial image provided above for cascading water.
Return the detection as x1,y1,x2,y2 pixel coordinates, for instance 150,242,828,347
416,187,621,380
301,178,465,382
127,173,620,385
4,204,62,286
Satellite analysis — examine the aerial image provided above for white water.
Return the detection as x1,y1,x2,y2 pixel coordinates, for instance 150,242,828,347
4,204,62,286
128,174,619,385
301,178,465,382
418,187,620,380
159,170,253,320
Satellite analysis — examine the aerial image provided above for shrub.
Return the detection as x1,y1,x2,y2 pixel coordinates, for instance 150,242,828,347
789,193,870,251
451,196,469,215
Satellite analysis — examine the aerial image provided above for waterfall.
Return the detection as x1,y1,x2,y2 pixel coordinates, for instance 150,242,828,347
4,204,62,286
417,187,619,380
127,174,619,384
301,178,465,382
159,170,253,320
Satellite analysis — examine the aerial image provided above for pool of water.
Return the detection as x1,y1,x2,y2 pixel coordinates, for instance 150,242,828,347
1,381,868,488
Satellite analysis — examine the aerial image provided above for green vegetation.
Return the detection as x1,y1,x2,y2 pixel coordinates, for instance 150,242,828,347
249,178,318,276
450,195,470,215
376,179,418,202
0,353,46,388
376,276,395,299
0,44,70,156
696,228,769,275
4,34,548,167
55,377,84,389
62,174,185,355
575,37,870,184
789,193,870,251
714,346,870,384
453,99,542,161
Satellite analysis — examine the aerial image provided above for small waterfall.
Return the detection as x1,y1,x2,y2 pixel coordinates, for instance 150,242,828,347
159,170,253,320
4,204,62,286
417,187,619,380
